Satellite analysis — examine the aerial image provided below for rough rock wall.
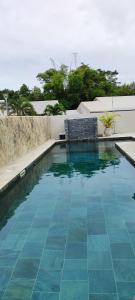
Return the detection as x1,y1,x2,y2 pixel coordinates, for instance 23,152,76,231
0,116,50,167
65,117,97,140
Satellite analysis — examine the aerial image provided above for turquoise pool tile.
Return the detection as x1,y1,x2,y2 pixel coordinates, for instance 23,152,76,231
110,243,134,259
71,198,86,208
12,258,40,279
2,278,34,299
87,209,105,221
40,250,64,270
22,203,39,212
60,280,88,300
0,290,4,298
117,282,135,300
0,250,19,267
88,270,116,293
45,236,66,250
32,292,59,300
27,228,48,243
1,142,135,300
37,208,54,217
52,212,69,224
108,229,130,243
70,207,87,219
87,195,101,203
65,242,87,259
113,259,135,281
129,233,135,250
88,214,105,223
13,219,32,227
106,216,126,229
21,242,43,258
1,233,26,251
64,259,87,270
0,249,19,257
16,212,35,222
69,216,86,228
103,205,121,217
32,218,50,229
87,201,102,208
11,221,30,234
0,226,11,241
62,269,88,280
88,251,112,269
68,224,87,243
55,209,70,219
89,294,118,300
34,269,61,293
88,221,106,235
47,224,68,238
0,267,12,290
126,222,135,233
88,235,109,252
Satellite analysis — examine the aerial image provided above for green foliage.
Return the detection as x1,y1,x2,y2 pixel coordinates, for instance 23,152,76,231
99,113,119,128
9,96,36,116
1,63,135,112
44,103,65,116
29,86,44,101
37,65,68,101
37,64,127,109
19,84,30,98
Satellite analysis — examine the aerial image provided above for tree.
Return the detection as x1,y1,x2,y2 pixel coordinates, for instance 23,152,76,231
0,91,4,99
8,90,19,101
44,103,65,116
19,84,30,98
65,64,119,108
37,64,122,109
0,63,135,112
30,86,44,101
37,65,68,101
9,96,36,116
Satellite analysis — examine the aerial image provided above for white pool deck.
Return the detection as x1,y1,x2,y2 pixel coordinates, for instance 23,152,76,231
116,141,135,165
1,133,135,194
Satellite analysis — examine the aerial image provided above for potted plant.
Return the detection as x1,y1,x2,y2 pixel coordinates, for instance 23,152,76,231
99,113,119,136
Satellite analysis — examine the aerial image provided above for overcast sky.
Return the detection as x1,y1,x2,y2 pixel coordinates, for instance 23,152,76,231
0,0,135,90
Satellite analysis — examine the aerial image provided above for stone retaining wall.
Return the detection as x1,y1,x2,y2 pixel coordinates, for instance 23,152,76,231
0,116,50,167
65,117,97,140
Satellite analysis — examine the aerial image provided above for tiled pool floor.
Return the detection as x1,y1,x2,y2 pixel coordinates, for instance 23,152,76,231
0,142,135,299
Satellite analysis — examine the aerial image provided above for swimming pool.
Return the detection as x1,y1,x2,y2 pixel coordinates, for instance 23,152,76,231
0,141,135,300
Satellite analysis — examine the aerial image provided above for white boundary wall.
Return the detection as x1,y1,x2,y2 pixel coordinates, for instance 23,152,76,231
48,115,66,139
49,110,135,138
48,110,135,139
89,110,135,136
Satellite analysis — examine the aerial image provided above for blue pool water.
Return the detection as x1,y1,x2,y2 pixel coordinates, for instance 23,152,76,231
0,142,135,300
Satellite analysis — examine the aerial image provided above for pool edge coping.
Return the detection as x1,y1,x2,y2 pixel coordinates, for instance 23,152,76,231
115,141,135,167
0,139,56,196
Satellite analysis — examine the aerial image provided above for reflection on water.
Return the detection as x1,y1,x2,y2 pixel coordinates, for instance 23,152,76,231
0,141,120,229
49,142,120,178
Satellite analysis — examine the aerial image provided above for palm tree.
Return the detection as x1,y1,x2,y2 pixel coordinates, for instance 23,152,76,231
9,96,36,116
44,103,65,116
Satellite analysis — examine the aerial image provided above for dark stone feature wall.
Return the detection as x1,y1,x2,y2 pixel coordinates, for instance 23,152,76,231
64,117,98,140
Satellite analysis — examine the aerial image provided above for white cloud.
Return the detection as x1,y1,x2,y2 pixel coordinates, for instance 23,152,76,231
0,0,135,89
